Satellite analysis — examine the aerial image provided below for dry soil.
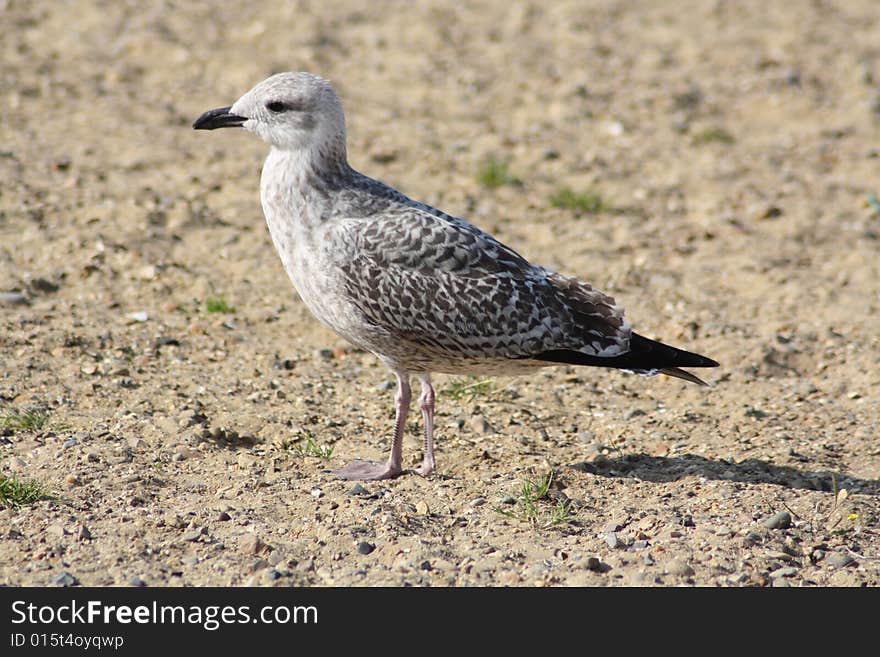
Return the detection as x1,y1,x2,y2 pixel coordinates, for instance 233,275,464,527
1,0,878,587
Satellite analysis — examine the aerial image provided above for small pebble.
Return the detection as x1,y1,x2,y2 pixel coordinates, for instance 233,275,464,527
0,292,29,306
51,571,78,587
128,576,147,587
29,277,59,293
666,560,695,577
47,523,66,539
762,511,791,530
753,205,783,220
769,566,798,578
153,336,181,349
584,557,606,573
827,553,855,569
63,438,79,449
217,511,231,521
602,520,624,533
310,487,323,499
741,530,762,545
623,408,646,420
469,497,487,507
127,437,146,450
357,541,375,555
604,532,620,549
415,501,429,515
241,534,271,555
469,414,495,434
174,444,198,459
500,496,517,505
347,484,370,496
6,456,27,471
181,529,203,542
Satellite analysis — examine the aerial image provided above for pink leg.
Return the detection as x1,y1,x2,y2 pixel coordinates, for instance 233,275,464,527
332,371,410,480
415,375,436,476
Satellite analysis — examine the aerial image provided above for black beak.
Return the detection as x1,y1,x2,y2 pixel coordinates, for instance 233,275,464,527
192,106,247,130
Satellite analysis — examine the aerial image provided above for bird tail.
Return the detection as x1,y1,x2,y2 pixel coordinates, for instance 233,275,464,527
526,332,719,386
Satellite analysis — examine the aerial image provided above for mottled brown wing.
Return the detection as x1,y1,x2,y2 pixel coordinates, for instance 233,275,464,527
337,205,631,361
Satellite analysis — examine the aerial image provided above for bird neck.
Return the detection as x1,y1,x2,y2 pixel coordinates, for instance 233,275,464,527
261,135,355,230
275,133,351,189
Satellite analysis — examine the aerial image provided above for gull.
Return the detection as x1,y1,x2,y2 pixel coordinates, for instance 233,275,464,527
193,72,718,481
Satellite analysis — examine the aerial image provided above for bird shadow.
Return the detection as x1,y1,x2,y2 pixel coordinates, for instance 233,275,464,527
572,453,880,496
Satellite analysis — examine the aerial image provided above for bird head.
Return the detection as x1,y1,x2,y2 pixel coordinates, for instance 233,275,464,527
193,72,346,153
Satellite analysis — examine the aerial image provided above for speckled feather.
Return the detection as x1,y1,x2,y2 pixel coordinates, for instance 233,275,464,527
194,72,717,479
227,72,686,377
333,186,631,374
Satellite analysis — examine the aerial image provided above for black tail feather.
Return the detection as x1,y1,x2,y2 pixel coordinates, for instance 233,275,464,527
526,333,719,385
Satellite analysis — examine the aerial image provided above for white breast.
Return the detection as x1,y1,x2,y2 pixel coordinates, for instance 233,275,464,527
259,149,371,347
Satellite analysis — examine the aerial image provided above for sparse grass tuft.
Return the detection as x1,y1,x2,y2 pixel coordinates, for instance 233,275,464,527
296,434,334,460
441,377,498,403
515,471,553,521
0,474,52,508
205,296,236,314
0,408,51,433
476,156,521,189
549,187,610,214
497,471,577,529
692,126,735,145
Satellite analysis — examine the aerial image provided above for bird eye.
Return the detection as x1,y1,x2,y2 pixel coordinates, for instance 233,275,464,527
266,101,288,113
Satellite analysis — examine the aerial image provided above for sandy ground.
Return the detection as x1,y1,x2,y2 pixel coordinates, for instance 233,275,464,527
1,0,878,587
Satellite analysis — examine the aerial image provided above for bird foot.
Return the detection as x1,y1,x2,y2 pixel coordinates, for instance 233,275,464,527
415,459,435,477
331,460,403,481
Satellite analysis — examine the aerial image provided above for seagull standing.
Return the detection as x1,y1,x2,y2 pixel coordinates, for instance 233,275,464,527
193,72,718,481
